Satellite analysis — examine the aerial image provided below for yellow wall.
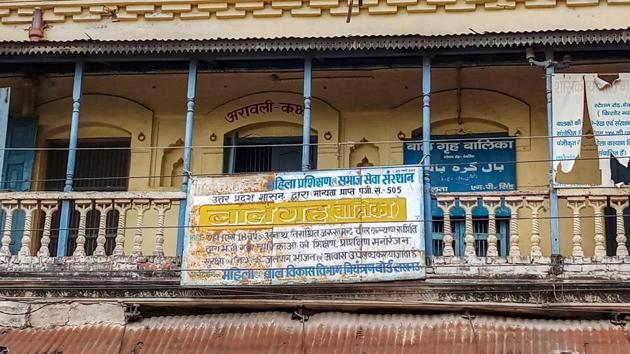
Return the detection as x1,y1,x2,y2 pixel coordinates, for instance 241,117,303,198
1,63,628,257
2,0,630,42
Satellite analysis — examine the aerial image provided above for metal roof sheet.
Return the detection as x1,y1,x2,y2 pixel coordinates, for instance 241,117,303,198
121,312,303,354
2,312,629,354
1,30,629,56
0,324,125,354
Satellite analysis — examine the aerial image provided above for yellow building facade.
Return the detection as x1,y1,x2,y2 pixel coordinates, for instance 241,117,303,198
1,63,628,257
4,0,630,350
0,0,629,260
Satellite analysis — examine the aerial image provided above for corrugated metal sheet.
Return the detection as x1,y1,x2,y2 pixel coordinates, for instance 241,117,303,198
2,312,630,354
303,313,630,354
0,324,125,354
121,312,303,354
1,30,629,56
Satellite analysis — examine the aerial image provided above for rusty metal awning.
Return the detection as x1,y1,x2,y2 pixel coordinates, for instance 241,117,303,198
2,312,630,354
1,30,630,57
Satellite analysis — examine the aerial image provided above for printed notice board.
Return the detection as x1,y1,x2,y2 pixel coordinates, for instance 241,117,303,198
181,166,425,286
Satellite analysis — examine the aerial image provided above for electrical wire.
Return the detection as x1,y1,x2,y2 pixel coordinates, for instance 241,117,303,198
1,209,630,234
2,281,630,298
2,154,630,185
0,132,625,271
0,132,627,151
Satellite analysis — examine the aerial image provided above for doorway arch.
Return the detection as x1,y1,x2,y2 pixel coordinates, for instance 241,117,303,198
197,91,340,174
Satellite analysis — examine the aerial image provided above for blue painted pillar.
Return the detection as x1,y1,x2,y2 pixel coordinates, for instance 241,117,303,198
302,57,312,172
422,56,433,258
0,88,9,187
57,61,84,257
545,50,560,255
176,59,198,258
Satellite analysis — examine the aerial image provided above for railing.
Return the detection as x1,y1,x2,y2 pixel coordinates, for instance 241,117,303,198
433,192,545,259
432,188,630,261
557,188,630,258
0,189,628,278
0,191,184,259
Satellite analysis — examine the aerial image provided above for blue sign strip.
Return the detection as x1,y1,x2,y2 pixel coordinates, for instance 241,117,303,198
404,134,516,217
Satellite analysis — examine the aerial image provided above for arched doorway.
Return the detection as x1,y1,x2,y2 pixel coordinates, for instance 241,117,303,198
199,91,340,175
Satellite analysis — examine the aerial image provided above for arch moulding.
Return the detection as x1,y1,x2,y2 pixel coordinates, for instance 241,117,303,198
392,88,532,152
33,94,155,191
196,91,340,174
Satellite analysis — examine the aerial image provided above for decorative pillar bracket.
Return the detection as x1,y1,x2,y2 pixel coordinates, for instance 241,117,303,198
459,197,477,258
437,197,455,257
483,197,502,258
504,196,524,258
525,196,546,259
566,196,587,259
587,196,608,259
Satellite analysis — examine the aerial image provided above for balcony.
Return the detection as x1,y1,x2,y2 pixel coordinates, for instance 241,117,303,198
0,55,628,290
0,188,628,281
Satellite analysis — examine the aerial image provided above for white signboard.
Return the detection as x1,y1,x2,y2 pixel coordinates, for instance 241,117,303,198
181,166,425,286
585,74,630,185
552,74,584,174
552,73,630,186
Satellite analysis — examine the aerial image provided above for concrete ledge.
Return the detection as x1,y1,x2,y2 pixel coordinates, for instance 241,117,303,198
0,301,126,329
0,255,179,274
2,255,630,281
0,301,28,328
29,302,126,329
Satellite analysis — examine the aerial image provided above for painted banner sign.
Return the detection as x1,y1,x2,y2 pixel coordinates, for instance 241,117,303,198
584,73,630,186
403,134,516,193
181,166,425,286
552,74,584,174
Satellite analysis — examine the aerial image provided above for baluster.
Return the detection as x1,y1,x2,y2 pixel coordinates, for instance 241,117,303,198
567,197,587,258
113,200,131,256
437,197,455,257
459,197,477,257
93,201,113,256
525,197,545,259
73,200,92,257
0,201,18,256
505,197,524,257
588,197,607,259
132,200,151,257
18,200,38,256
38,201,59,257
610,197,629,257
153,200,172,257
483,197,501,258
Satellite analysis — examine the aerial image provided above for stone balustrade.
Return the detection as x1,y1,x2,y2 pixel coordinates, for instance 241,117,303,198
0,191,184,260
433,188,630,263
0,189,628,278
558,188,630,259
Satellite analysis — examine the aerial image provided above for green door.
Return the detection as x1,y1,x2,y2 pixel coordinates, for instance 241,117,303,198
1,117,38,254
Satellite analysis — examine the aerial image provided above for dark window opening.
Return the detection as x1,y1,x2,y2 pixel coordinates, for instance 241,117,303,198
223,135,317,173
45,138,130,256
45,138,131,192
604,207,630,256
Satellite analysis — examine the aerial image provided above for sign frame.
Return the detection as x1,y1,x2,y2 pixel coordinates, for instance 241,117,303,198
181,165,426,287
